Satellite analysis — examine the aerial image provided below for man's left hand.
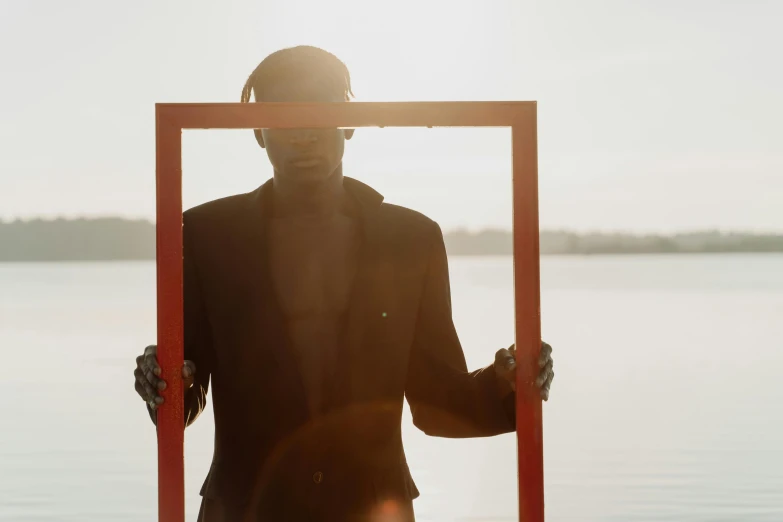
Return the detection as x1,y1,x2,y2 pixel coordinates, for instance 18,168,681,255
494,341,554,401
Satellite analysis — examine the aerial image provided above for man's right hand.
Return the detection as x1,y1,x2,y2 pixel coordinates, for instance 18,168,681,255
134,345,196,411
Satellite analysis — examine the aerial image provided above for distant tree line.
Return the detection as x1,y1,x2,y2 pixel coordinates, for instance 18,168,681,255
445,228,783,255
1,218,782,262
0,218,155,261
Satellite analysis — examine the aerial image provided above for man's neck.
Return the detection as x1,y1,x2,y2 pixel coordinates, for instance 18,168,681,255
272,166,347,218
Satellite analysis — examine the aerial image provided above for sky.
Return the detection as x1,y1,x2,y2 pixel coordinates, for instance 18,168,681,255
1,0,781,233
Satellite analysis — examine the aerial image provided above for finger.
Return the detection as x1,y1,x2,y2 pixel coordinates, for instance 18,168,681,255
139,356,160,389
540,369,554,400
134,368,150,400
135,356,148,391
536,361,553,387
182,362,196,390
136,367,160,403
495,348,516,373
143,362,166,392
137,384,162,409
501,349,517,391
135,378,147,401
182,360,197,379
538,342,552,367
140,352,165,390
144,358,161,380
144,348,162,377
538,342,553,368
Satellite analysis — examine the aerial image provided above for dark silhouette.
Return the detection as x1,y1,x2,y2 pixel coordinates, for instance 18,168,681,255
129,46,554,522
2,218,782,261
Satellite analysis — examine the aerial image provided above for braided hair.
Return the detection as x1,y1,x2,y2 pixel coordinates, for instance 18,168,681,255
241,46,354,103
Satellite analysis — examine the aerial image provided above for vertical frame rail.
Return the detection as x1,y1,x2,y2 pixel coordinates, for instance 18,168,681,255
155,109,186,522
512,107,544,522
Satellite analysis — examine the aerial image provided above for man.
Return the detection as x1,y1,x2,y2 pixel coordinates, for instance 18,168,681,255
134,45,554,522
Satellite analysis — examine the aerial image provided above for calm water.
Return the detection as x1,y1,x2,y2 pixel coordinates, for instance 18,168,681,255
1,255,782,522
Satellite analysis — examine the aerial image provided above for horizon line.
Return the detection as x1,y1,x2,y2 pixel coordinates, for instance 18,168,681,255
1,215,782,236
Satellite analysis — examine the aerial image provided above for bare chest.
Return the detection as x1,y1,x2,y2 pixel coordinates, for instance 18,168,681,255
267,214,360,318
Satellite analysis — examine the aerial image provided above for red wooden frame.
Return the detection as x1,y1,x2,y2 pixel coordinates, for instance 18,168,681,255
155,101,543,521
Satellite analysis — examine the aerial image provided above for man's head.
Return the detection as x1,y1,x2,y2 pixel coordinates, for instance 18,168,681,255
241,46,355,188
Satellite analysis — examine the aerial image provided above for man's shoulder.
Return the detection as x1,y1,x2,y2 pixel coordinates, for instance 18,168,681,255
183,191,255,222
345,177,440,238
378,202,438,232
376,202,443,251
181,190,259,248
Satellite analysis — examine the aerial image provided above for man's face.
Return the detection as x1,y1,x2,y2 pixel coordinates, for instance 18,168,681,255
256,76,353,187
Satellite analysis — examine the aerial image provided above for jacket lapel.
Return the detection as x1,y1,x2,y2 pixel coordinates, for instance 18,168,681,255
329,178,396,407
240,181,309,423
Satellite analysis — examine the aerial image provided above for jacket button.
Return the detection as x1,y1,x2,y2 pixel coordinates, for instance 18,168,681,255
312,471,324,484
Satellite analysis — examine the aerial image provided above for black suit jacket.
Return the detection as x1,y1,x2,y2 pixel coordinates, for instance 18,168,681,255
178,177,515,521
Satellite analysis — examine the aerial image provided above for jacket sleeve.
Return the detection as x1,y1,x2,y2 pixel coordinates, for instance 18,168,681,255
147,215,214,427
181,217,214,427
404,223,515,438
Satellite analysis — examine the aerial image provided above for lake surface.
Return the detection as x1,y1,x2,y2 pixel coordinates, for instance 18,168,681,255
1,255,782,521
